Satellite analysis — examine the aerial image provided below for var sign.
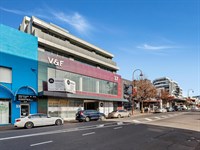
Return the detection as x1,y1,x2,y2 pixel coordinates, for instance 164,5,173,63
48,57,64,67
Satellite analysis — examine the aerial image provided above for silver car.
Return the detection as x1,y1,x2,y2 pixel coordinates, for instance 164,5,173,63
108,110,131,118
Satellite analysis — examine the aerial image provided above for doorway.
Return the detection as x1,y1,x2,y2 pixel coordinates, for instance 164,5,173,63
20,104,30,117
84,102,99,110
0,100,10,124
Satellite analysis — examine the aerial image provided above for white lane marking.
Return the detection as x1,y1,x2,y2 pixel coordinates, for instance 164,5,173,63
0,123,122,141
0,131,58,141
98,124,104,128
117,122,123,125
154,117,160,119
144,118,152,121
161,115,168,118
82,132,95,136
30,141,53,147
114,126,122,130
132,120,141,123
0,113,187,141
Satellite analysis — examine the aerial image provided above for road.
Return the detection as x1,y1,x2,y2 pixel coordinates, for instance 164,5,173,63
0,111,199,150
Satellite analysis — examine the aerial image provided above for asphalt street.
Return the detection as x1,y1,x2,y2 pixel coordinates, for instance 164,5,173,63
0,111,199,150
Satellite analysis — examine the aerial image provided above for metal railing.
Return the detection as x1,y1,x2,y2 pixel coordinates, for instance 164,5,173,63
33,29,117,66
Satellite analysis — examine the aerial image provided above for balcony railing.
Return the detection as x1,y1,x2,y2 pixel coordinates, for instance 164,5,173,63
33,29,117,67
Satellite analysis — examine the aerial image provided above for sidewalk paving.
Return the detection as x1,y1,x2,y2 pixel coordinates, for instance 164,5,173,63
0,111,150,131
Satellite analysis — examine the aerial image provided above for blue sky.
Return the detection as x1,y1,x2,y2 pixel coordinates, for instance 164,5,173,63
0,0,199,97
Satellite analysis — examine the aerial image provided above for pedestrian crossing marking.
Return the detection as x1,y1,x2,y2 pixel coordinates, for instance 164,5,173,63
132,120,141,123
161,116,168,118
144,118,152,121
154,117,160,119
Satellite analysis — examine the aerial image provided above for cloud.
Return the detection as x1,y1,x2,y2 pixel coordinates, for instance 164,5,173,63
137,44,174,50
0,7,25,15
0,7,48,19
51,11,92,35
0,7,93,35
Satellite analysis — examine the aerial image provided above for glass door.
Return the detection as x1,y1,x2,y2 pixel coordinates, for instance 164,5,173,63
20,104,30,117
0,101,9,124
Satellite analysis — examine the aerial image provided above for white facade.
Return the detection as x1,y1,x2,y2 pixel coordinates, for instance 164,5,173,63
153,77,183,98
19,16,119,72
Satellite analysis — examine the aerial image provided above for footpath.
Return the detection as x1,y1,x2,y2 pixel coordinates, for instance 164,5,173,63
0,111,151,131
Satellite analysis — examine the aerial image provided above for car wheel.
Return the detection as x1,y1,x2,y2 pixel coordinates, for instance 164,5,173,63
99,116,105,121
55,119,62,125
25,122,34,129
85,117,90,122
117,114,121,118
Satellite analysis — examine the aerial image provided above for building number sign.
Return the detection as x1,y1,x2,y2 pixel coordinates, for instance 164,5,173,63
114,76,118,81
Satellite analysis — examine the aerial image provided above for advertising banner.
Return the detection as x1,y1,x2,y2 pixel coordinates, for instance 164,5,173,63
48,78,76,93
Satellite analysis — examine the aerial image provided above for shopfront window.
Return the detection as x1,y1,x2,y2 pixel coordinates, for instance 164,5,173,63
48,99,83,120
48,68,118,95
99,80,118,95
0,101,9,124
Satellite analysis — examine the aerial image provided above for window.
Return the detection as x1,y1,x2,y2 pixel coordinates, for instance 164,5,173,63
40,114,48,118
0,67,12,83
30,114,40,118
48,68,118,95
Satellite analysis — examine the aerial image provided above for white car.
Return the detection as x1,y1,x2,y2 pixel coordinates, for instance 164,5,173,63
191,106,199,111
14,113,64,129
155,108,167,113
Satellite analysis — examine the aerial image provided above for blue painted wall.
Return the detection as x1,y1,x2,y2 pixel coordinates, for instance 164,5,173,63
0,24,38,124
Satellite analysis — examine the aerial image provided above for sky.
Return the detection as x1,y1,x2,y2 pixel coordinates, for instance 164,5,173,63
0,0,199,97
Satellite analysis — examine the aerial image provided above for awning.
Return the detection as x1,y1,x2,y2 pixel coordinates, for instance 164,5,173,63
143,100,161,103
38,91,128,102
0,84,14,98
172,98,186,102
14,86,37,101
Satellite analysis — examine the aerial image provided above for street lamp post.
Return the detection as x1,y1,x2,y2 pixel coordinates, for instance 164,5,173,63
132,69,143,115
187,89,194,98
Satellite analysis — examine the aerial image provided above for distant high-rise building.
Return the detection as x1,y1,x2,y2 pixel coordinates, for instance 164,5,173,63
153,77,182,98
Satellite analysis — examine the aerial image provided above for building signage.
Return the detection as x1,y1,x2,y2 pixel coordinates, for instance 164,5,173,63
114,76,119,81
48,78,65,91
17,94,37,101
48,78,76,93
48,57,64,67
64,79,76,94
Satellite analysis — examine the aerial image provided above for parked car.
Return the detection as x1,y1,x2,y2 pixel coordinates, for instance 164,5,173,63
108,110,131,118
173,105,181,111
191,106,199,111
179,105,188,111
155,108,167,113
14,113,64,129
76,110,106,122
166,107,175,112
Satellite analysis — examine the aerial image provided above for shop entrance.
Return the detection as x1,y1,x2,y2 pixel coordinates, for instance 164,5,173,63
84,102,99,110
20,104,30,117
0,100,10,124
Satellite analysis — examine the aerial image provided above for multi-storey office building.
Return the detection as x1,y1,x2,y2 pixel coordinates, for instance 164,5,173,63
0,24,38,125
153,77,183,98
19,16,126,120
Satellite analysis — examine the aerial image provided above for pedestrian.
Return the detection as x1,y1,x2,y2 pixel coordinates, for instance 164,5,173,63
77,104,82,112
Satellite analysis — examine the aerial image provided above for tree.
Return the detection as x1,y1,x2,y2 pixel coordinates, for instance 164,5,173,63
132,79,157,113
159,89,174,107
